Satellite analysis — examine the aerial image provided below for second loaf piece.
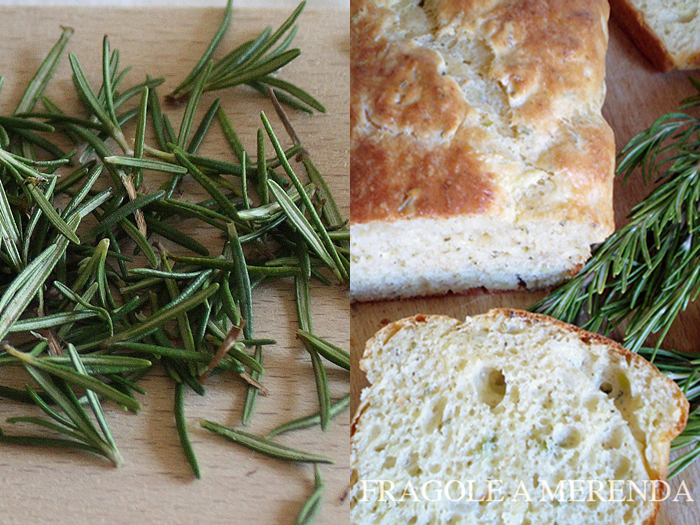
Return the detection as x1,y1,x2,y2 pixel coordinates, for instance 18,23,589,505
350,0,616,301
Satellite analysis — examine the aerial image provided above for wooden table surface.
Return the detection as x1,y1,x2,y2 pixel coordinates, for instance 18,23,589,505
351,17,700,525
0,5,349,525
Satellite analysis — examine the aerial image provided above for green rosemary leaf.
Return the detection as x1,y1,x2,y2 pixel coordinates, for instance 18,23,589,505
257,127,269,204
83,190,165,240
104,156,188,174
68,188,113,222
0,220,76,341
66,343,122,462
172,146,241,222
209,29,270,85
295,465,324,525
0,116,54,132
61,164,102,219
69,53,116,135
10,128,67,159
16,112,107,131
132,87,149,187
306,343,330,431
15,26,74,114
147,198,229,229
266,395,350,438
144,215,210,256
256,76,325,113
262,112,347,281
169,0,233,98
229,342,264,375
200,419,333,463
112,342,212,363
267,179,336,275
113,77,164,110
297,330,350,371
5,345,141,413
206,49,301,92
175,382,200,478
227,223,253,339
238,1,305,70
160,253,196,354
188,98,220,155
163,113,177,149
178,60,214,150
147,77,169,151
0,429,102,455
101,36,119,127
53,281,113,336
247,81,314,114
2,163,80,245
104,283,219,346
22,366,121,464
218,271,241,327
128,268,202,280
8,311,97,332
242,345,263,426
5,416,87,443
302,157,344,229
25,385,75,428
295,239,312,332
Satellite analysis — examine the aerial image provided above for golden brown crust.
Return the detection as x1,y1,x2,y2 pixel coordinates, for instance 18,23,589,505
351,0,615,228
609,0,675,72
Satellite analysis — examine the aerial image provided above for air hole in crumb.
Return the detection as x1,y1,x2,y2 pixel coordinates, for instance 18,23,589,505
604,427,625,449
424,396,448,432
475,367,507,408
554,426,581,449
382,456,397,469
600,382,613,394
615,456,632,480
407,518,417,525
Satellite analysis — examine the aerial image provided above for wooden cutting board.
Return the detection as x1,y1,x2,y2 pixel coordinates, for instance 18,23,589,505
351,18,700,525
0,6,349,525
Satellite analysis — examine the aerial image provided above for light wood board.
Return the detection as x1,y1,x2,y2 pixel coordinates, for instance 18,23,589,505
0,6,349,525
351,18,700,525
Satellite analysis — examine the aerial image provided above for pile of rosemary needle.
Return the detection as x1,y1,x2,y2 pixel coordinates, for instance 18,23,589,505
0,2,348,523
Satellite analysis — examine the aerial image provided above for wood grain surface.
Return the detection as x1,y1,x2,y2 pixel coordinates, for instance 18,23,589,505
351,17,700,525
0,5,349,525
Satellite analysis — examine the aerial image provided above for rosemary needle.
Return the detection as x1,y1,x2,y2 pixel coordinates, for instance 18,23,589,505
200,419,334,464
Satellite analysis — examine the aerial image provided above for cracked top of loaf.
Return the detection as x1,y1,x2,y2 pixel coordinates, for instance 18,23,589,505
350,0,615,233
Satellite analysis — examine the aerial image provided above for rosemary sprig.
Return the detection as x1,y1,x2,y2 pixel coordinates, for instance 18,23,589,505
167,1,324,113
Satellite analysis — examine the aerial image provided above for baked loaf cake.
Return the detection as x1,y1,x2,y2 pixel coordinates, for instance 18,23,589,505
351,310,689,524
350,0,615,301
610,0,700,71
